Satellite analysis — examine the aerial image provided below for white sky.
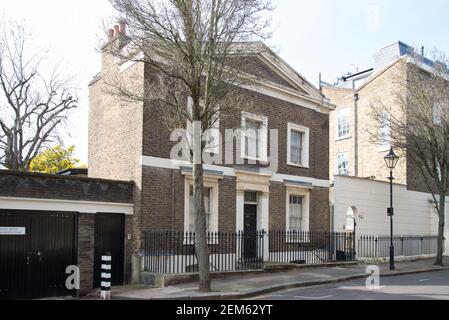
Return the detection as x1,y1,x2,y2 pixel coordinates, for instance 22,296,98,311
1,0,449,164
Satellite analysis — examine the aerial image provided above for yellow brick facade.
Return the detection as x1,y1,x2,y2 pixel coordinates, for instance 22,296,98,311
324,60,408,185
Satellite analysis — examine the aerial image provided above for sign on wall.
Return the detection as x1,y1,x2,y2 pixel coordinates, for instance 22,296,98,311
0,227,26,235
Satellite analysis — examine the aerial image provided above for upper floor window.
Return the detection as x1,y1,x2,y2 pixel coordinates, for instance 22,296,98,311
241,112,268,162
379,112,391,151
287,123,310,168
337,108,350,139
337,152,349,176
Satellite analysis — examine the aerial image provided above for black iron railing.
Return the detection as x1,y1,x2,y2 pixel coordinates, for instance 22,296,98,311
142,231,265,274
268,231,355,264
142,230,355,274
358,235,438,259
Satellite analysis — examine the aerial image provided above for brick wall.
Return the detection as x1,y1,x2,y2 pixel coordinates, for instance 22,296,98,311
142,87,330,181
77,213,95,296
0,170,134,204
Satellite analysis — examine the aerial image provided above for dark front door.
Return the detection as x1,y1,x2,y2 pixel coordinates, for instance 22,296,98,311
243,204,258,259
0,210,76,300
94,214,125,288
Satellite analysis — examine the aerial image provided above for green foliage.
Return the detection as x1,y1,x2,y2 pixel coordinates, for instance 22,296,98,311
30,145,80,174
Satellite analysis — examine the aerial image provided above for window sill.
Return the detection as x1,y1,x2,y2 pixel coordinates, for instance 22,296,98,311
335,136,351,142
287,162,310,169
242,155,269,163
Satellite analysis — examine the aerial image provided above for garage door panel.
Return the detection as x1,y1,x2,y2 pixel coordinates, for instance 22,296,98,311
0,210,76,299
0,212,32,299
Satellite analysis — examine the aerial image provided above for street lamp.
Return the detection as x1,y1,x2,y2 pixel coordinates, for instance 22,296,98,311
384,148,399,271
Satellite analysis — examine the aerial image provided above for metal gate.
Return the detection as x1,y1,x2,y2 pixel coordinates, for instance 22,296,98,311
0,210,76,300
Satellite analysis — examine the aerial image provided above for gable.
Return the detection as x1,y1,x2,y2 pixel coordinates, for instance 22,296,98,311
236,56,300,91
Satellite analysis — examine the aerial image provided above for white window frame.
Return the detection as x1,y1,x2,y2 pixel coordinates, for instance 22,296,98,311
336,152,350,176
336,108,350,140
184,177,219,236
378,112,391,152
241,112,268,162
287,123,310,168
285,188,310,242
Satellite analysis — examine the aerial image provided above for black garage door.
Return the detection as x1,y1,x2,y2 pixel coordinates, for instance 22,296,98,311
94,213,125,288
0,210,76,300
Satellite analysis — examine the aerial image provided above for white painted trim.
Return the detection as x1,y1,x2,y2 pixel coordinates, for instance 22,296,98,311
271,173,329,188
0,197,134,215
140,155,330,188
241,111,269,162
240,82,332,115
287,123,310,168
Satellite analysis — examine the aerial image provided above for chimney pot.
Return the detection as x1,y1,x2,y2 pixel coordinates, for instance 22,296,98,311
119,20,127,36
114,25,120,37
108,28,115,40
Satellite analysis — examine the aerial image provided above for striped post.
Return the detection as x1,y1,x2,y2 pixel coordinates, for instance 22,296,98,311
101,253,112,300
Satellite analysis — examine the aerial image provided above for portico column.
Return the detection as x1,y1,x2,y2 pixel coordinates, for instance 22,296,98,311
259,192,270,262
236,190,245,233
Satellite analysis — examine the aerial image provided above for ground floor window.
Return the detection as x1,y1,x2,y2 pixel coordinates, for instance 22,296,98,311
189,187,211,232
184,176,219,234
285,187,310,234
289,195,304,232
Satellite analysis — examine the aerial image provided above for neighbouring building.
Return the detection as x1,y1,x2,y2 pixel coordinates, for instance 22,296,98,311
322,41,449,254
0,170,134,299
88,25,335,274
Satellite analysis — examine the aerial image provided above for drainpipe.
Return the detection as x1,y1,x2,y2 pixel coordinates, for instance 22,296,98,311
353,93,359,177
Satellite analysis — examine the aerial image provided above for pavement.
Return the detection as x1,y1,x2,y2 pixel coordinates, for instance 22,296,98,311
253,269,449,300
88,257,449,300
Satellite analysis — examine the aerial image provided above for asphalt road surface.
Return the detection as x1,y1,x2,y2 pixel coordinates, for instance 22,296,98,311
252,270,449,300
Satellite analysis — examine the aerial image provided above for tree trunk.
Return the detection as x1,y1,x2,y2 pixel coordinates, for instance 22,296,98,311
435,195,446,266
193,163,211,292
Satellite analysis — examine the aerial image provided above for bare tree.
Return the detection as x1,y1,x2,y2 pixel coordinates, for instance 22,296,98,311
105,0,273,291
371,50,449,266
0,20,78,171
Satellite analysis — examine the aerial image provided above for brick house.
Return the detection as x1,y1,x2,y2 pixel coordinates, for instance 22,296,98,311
322,42,448,248
88,26,335,272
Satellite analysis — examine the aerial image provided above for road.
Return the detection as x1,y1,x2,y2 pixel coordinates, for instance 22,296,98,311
251,270,449,300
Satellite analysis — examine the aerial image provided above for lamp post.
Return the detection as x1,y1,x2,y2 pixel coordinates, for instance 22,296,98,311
384,148,399,271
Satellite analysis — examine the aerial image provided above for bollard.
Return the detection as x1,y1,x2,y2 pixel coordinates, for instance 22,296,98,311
101,253,112,300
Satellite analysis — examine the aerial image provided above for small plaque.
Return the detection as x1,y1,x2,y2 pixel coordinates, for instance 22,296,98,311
0,227,26,235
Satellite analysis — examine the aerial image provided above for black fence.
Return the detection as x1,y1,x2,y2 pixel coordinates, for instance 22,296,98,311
269,231,355,264
143,231,265,274
142,230,355,274
358,235,438,259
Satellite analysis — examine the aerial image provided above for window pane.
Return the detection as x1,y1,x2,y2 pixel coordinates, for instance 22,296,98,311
337,108,350,138
289,195,303,231
245,119,261,158
290,130,303,165
337,153,349,176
